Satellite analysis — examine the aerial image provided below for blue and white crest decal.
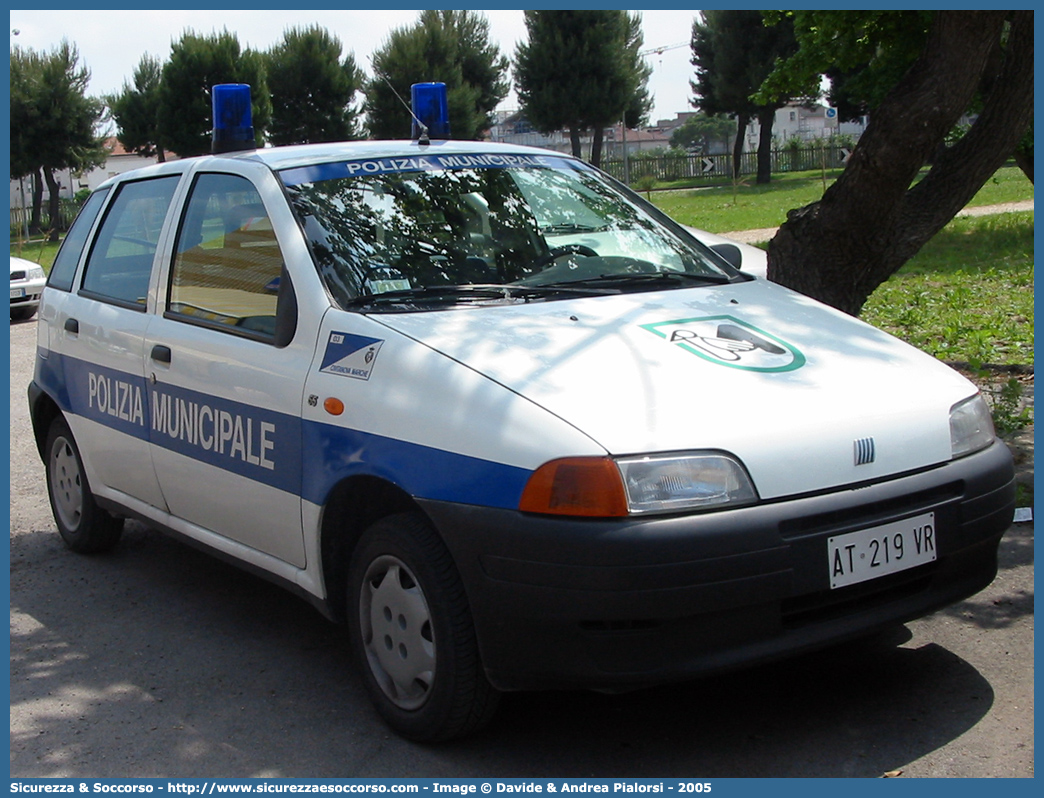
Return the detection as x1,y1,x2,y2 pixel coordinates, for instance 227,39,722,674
320,332,384,380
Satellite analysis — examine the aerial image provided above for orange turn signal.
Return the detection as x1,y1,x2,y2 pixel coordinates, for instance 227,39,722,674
324,397,345,416
519,457,628,517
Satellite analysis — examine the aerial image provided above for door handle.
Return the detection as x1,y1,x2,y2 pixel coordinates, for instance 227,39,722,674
64,317,79,334
151,345,172,364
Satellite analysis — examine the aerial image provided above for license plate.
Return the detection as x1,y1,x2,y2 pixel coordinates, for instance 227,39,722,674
828,512,937,589
11,288,24,299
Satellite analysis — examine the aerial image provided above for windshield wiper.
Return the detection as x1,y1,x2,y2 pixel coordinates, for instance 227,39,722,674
540,271,733,289
343,283,613,309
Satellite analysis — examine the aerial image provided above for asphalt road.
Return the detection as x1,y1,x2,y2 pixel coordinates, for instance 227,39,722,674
9,317,1034,779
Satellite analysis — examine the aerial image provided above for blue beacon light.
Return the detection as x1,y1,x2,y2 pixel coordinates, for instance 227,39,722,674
212,83,255,154
411,82,450,142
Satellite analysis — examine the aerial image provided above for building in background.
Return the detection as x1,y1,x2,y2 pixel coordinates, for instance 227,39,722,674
10,138,172,211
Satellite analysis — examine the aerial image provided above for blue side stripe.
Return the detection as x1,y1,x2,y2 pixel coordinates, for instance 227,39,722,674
36,349,531,510
301,419,531,510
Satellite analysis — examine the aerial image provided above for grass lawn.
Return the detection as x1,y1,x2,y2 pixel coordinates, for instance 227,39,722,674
649,164,1033,234
10,238,62,271
860,212,1033,365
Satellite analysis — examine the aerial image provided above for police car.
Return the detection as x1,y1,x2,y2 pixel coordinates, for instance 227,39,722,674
29,87,1014,742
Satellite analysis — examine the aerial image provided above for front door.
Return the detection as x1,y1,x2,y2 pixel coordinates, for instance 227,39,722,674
144,170,311,567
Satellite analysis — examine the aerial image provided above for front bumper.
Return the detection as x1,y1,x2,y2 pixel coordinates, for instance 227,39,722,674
421,441,1014,691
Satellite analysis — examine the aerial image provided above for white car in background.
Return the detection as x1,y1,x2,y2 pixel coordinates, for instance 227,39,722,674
11,255,46,321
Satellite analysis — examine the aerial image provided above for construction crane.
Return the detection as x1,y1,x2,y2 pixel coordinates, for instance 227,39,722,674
640,42,688,58
622,42,689,184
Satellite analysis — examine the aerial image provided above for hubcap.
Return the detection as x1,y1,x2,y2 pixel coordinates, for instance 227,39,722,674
50,436,83,532
359,555,435,710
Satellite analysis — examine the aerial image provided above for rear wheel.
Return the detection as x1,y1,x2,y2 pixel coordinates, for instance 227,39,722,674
348,512,499,741
44,417,123,553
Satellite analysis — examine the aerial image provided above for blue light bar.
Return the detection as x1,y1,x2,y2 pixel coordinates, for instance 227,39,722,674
212,83,255,154
411,82,450,141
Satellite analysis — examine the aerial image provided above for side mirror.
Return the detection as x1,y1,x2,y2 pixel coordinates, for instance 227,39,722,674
273,265,298,348
710,242,743,271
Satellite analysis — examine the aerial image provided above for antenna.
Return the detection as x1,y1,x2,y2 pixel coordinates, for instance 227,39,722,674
379,72,430,143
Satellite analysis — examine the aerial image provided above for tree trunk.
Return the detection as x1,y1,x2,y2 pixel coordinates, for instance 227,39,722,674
731,111,749,178
44,169,62,242
755,106,775,184
767,11,1033,316
569,126,582,159
30,169,44,235
590,126,604,169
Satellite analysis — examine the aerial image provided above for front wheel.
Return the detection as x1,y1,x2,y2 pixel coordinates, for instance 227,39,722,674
44,417,123,553
348,512,499,741
11,306,37,321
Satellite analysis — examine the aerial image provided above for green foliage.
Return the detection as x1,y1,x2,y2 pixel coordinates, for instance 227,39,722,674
669,114,735,153
514,10,651,164
108,54,165,159
365,10,509,141
690,11,806,182
759,11,932,119
691,11,806,116
10,48,38,179
9,41,108,179
984,376,1033,437
157,29,272,157
633,174,657,199
266,25,364,145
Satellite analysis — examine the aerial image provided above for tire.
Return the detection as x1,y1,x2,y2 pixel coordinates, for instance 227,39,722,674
10,306,36,321
44,417,123,553
348,512,499,741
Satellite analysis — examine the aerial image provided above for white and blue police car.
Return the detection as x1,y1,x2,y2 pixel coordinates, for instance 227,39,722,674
29,85,1014,741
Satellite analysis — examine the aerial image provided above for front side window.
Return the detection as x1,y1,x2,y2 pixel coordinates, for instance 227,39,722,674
81,177,180,306
169,173,286,339
281,154,734,312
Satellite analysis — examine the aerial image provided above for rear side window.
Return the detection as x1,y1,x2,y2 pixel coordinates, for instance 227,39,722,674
47,188,109,292
168,173,286,339
80,177,180,307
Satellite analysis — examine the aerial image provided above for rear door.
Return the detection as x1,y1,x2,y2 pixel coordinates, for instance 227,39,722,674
42,175,183,510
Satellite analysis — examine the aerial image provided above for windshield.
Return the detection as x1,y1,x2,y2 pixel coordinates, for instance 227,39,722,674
280,153,733,311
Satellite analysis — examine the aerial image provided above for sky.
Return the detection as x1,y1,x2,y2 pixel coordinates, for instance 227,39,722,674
8,9,700,127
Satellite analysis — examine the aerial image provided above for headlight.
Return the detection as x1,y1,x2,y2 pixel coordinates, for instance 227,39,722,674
28,265,45,280
519,452,757,517
949,394,996,458
617,452,757,514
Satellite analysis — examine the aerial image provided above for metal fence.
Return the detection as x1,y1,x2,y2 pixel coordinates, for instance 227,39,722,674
601,145,851,184
10,200,78,237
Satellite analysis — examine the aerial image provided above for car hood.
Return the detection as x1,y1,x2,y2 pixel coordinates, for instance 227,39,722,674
373,280,978,500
